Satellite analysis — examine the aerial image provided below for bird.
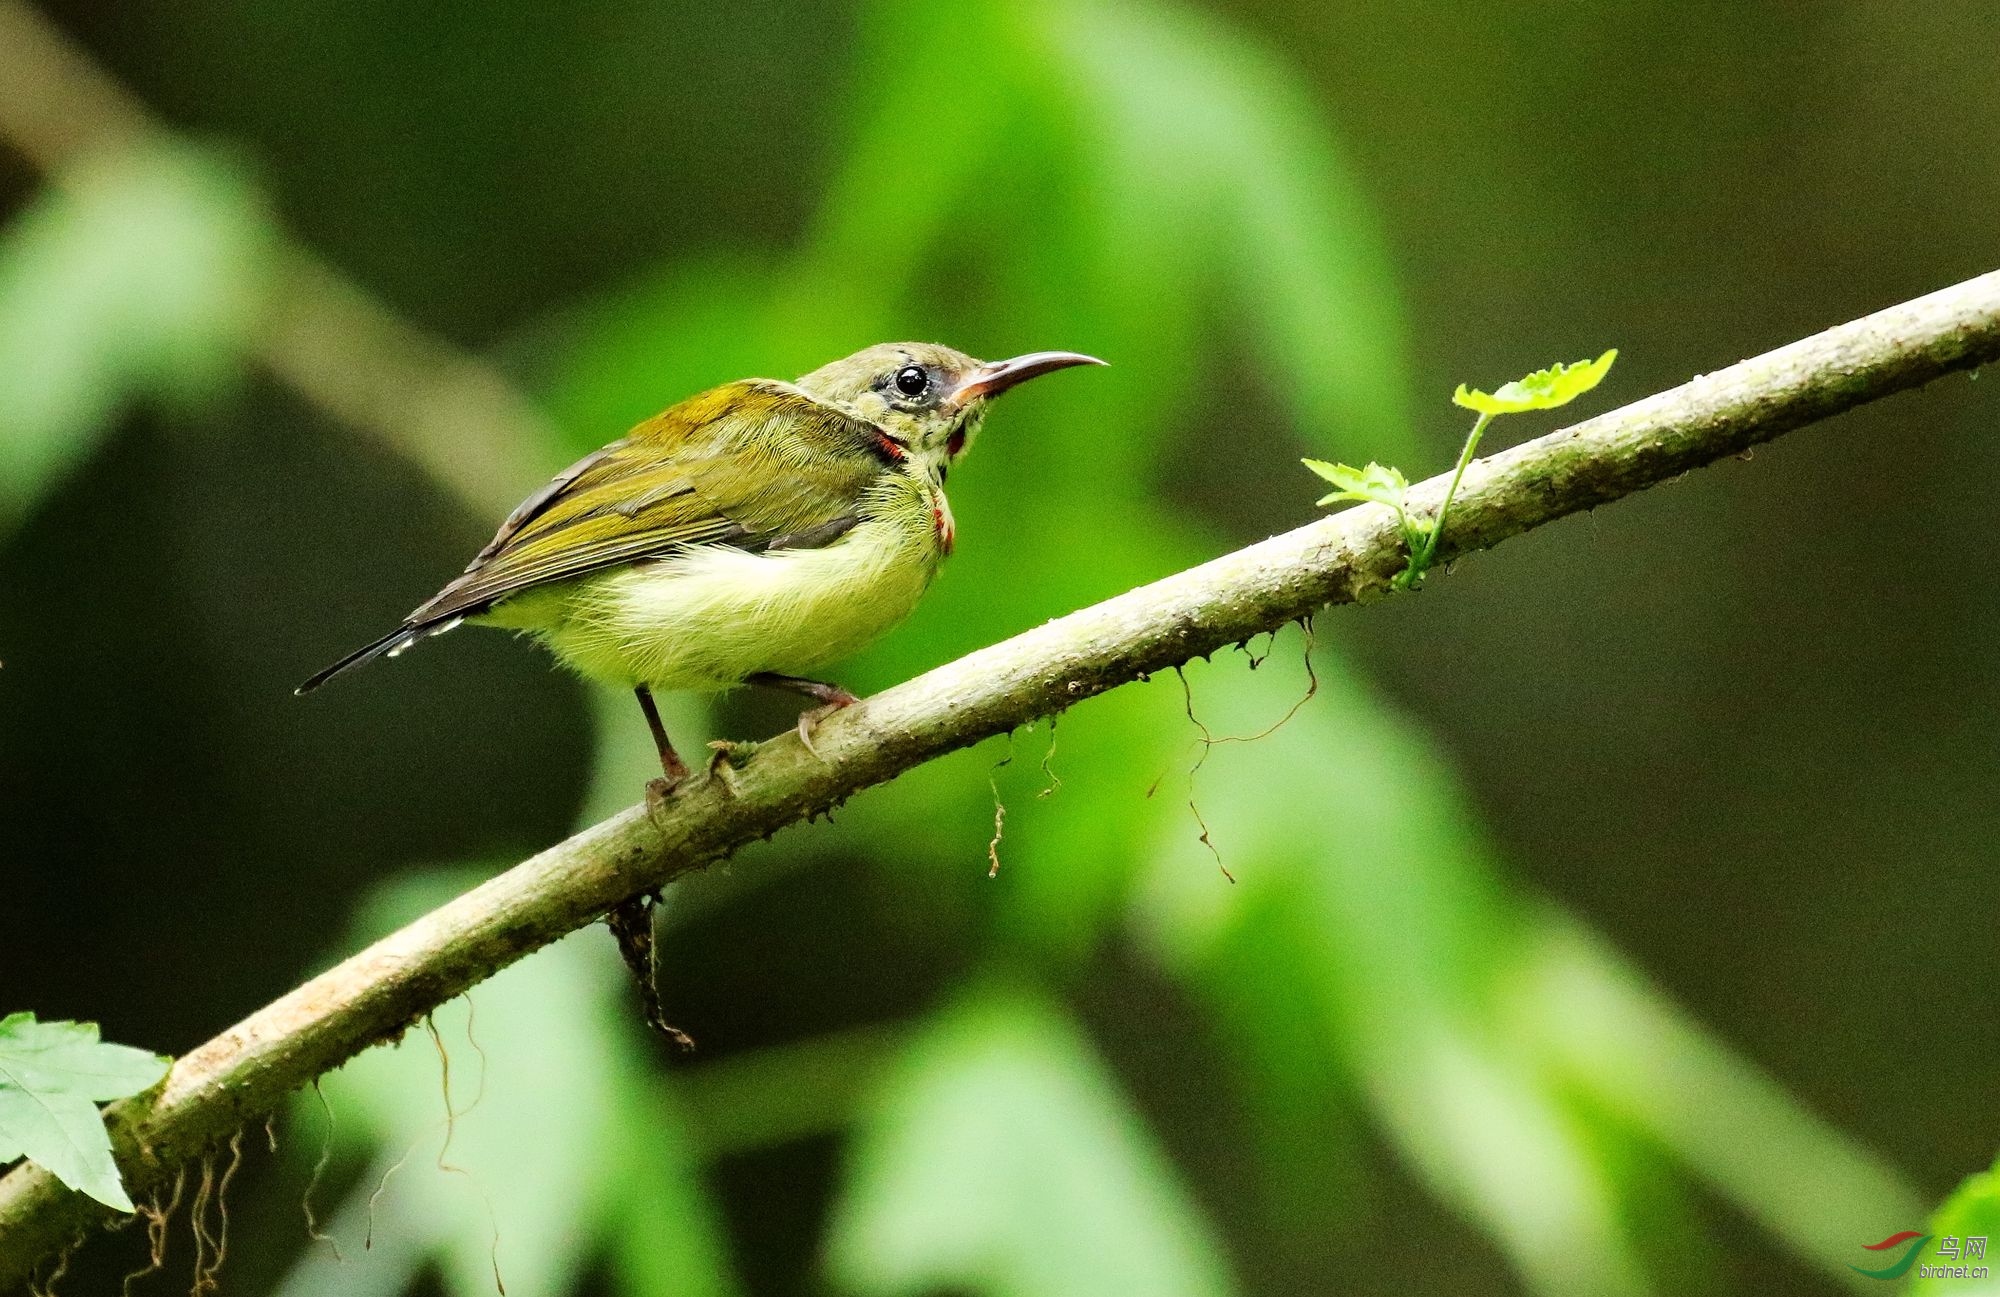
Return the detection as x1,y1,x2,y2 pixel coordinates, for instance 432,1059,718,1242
297,342,1104,789
299,341,1101,1050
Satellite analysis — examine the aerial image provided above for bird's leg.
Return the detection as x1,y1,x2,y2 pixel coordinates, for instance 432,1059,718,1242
603,893,695,1053
635,685,690,812
745,672,861,760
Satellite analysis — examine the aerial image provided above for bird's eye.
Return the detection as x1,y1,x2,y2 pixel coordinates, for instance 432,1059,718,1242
893,365,929,398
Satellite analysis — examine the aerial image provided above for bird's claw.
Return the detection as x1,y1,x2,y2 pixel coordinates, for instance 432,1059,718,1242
795,692,858,761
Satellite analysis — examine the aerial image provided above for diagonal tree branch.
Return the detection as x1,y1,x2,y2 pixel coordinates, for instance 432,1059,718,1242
1,266,1997,1284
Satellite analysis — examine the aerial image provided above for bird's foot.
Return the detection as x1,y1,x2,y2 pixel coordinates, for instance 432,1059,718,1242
705,739,760,795
796,689,860,760
743,673,861,762
644,753,691,828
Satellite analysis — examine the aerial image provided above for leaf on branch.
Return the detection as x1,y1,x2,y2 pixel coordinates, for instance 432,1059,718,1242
0,1012,170,1211
1302,458,1409,511
1452,348,1618,415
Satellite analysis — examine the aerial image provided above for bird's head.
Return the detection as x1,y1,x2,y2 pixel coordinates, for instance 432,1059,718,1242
796,342,1104,473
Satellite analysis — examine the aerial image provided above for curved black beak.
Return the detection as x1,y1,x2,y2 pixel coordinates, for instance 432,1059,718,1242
948,350,1106,408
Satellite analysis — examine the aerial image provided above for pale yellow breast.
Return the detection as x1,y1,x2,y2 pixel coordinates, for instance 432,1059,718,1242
484,478,948,692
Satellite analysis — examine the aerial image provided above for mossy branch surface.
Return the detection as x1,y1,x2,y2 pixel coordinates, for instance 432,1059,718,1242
1,270,1998,1282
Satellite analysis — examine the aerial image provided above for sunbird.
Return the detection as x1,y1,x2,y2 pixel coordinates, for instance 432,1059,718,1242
298,342,1104,788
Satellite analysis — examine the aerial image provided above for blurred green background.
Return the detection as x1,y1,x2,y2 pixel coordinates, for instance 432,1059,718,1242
2,0,1996,1294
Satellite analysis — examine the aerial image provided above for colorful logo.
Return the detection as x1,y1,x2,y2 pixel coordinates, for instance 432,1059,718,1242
1851,1231,1933,1281
1852,1231,1992,1281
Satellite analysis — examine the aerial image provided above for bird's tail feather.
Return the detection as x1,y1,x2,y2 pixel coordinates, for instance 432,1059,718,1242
294,616,463,695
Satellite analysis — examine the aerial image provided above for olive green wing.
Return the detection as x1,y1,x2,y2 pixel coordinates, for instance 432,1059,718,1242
297,380,895,692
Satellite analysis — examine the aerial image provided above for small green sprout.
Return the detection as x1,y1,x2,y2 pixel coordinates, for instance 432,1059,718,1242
1453,348,1618,415
1302,459,1427,563
1302,459,1410,511
1307,348,1618,589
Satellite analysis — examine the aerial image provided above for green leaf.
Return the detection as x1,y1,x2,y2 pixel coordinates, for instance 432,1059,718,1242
1042,0,1415,459
0,1012,170,1211
0,144,271,535
1128,675,1656,1297
1452,348,1618,416
1909,1153,2000,1295
1302,457,1408,510
830,989,1235,1297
